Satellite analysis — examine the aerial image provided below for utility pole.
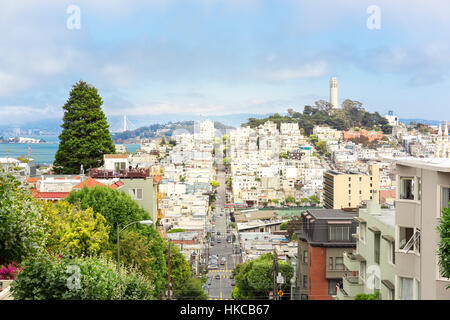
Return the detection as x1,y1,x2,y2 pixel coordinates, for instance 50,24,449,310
273,249,279,301
167,241,172,300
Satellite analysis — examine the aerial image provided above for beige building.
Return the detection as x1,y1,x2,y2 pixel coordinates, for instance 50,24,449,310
393,158,450,299
323,164,379,209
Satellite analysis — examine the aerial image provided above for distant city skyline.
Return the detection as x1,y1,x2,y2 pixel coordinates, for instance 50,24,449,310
1,0,450,126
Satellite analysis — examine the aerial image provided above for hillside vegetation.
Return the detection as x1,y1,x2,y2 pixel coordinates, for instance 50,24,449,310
242,99,392,136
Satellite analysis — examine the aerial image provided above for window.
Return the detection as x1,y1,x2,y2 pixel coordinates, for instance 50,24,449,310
374,233,380,264
303,250,308,264
329,226,350,241
335,257,344,270
399,227,420,253
399,277,414,300
388,241,395,265
360,223,366,243
399,177,414,200
329,257,334,270
129,188,143,200
417,178,421,201
327,279,339,296
348,177,351,182
348,190,351,194
303,275,308,288
398,227,414,250
441,187,450,217
359,177,362,182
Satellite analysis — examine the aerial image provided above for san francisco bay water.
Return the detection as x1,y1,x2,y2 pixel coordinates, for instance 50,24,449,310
0,135,140,165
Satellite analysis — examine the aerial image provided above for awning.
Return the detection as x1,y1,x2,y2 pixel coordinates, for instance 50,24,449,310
352,254,366,262
381,279,395,290
382,235,395,243
368,226,381,233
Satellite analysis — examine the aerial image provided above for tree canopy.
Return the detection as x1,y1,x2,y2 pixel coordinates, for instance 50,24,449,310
438,207,450,280
0,169,46,265
53,80,115,174
232,253,293,299
242,99,392,135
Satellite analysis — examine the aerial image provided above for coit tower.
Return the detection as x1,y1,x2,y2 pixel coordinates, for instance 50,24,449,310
330,77,338,108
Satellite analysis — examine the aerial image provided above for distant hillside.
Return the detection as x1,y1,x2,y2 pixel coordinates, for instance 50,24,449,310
112,120,235,143
399,118,440,126
241,99,392,136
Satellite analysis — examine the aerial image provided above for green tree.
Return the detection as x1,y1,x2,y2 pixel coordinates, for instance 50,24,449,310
309,195,320,205
285,196,295,204
53,80,115,174
116,230,158,283
300,197,309,206
233,253,293,299
40,201,110,257
65,186,167,297
0,169,46,265
173,277,208,300
280,222,289,230
210,180,220,188
437,207,450,281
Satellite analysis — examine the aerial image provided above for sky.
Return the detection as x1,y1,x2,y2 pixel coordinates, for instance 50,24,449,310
1,0,450,129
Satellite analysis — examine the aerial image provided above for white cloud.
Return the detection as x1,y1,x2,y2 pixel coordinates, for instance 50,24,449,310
0,73,31,97
260,61,328,81
0,105,61,126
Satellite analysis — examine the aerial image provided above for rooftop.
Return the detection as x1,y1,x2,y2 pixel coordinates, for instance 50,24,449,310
383,157,450,172
104,154,129,159
306,208,357,220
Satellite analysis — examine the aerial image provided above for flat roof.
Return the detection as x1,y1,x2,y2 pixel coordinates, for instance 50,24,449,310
306,209,357,220
382,157,450,172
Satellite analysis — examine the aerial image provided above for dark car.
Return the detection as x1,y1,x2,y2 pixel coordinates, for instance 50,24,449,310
215,275,220,280
217,232,221,236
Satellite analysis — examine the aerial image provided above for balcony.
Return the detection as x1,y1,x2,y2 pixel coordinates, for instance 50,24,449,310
90,168,150,179
342,275,364,298
335,286,353,300
343,252,361,272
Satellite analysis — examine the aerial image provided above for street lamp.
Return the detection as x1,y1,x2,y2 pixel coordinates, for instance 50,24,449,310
116,220,153,275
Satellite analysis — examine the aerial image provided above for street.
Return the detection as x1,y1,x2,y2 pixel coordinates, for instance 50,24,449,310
206,159,239,300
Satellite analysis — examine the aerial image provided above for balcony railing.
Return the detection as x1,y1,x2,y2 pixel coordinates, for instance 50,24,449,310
90,168,150,179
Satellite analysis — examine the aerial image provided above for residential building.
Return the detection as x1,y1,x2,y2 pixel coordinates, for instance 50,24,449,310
323,164,379,209
294,208,358,300
393,157,450,299
336,196,396,300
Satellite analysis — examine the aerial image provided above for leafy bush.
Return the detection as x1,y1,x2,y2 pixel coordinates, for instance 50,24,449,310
11,253,154,300
354,291,380,300
0,262,22,280
437,207,450,280
0,169,46,265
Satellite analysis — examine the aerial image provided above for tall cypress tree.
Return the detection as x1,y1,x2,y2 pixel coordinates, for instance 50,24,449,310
53,80,115,174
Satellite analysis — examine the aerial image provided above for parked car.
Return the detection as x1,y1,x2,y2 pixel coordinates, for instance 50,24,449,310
231,280,235,286
215,275,220,280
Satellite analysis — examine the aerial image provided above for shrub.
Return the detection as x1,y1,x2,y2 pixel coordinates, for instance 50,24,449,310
11,253,154,300
0,262,22,280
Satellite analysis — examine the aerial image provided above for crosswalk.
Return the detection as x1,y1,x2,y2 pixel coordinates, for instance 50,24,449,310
208,269,232,273
208,298,232,300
